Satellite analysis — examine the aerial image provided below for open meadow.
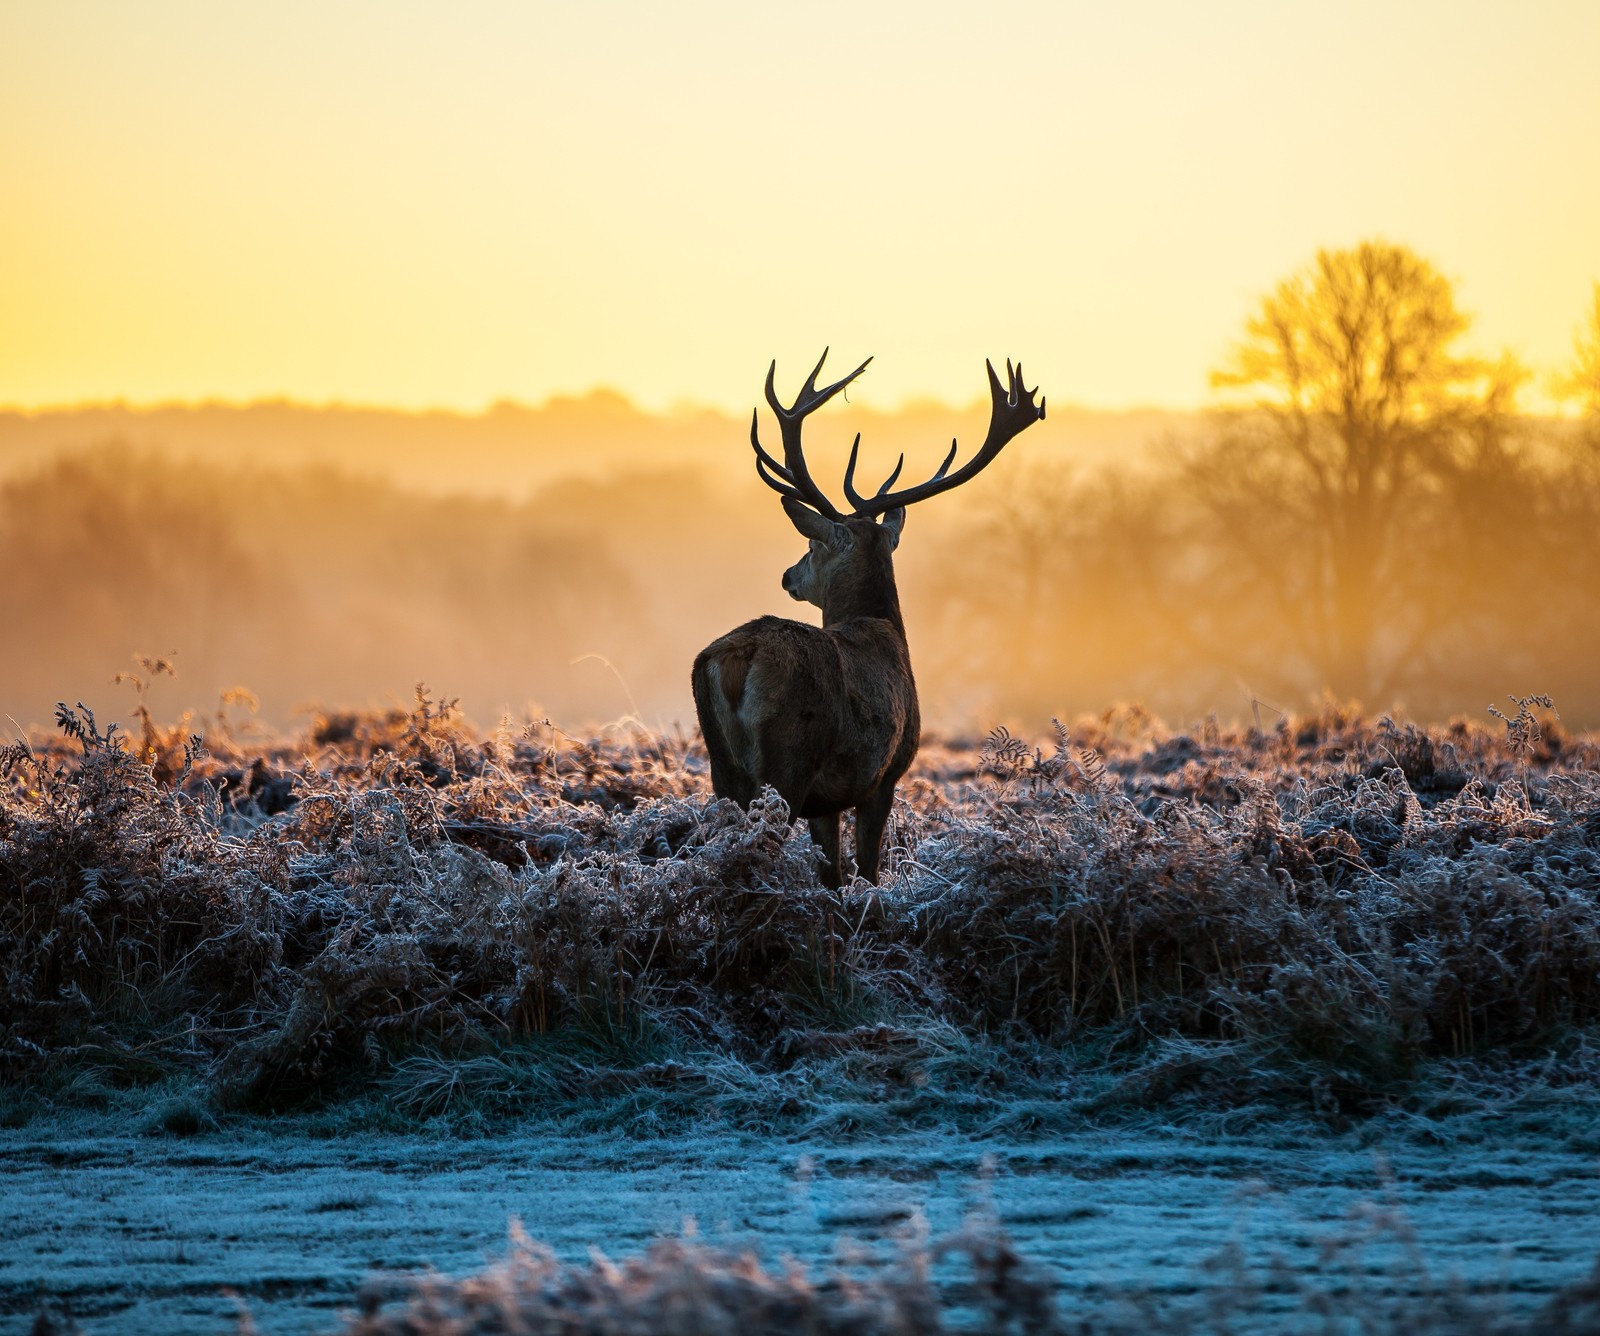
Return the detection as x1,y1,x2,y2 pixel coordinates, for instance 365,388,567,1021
5,697,1600,1331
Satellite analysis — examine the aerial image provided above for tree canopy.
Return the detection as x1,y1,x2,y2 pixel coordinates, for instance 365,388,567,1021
1194,240,1519,702
1560,281,1600,421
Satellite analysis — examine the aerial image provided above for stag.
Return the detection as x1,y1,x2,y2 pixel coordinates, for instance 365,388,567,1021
691,351,1045,886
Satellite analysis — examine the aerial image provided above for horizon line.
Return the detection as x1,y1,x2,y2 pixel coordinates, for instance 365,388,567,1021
0,387,1210,421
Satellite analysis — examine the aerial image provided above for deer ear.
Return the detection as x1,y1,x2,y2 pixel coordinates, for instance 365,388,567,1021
782,495,838,543
879,506,906,550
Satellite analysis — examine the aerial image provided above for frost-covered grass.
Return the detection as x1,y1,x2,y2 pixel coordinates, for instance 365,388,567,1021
6,701,1600,1332
11,1118,1600,1335
326,1216,1600,1336
4,693,1599,1131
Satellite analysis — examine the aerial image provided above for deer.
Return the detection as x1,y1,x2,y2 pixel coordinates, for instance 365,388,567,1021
691,350,1045,886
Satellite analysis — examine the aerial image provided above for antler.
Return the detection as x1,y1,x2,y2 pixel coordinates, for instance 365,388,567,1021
843,359,1045,517
750,348,872,521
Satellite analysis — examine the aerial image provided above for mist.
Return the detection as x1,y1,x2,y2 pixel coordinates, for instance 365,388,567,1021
2,388,1595,737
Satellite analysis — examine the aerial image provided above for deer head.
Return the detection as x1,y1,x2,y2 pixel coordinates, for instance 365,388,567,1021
777,498,904,611
752,350,1046,620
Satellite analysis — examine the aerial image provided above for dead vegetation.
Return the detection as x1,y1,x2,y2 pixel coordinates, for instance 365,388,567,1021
25,1211,1600,1335
2,692,1598,1124
326,1217,1052,1336
320,1211,1600,1336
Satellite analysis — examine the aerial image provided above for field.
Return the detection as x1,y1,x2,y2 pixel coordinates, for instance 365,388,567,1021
4,695,1600,1331
9,3,1600,1330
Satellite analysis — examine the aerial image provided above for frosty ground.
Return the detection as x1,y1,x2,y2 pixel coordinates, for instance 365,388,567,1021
4,699,1600,1329
5,1114,1600,1334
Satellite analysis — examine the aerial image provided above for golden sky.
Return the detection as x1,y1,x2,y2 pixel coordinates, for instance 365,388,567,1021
2,1,1596,413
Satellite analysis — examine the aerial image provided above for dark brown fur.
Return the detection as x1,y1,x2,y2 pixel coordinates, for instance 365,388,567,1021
692,512,918,886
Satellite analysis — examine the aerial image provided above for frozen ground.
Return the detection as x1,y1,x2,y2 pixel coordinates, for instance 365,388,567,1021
2,1121,1598,1333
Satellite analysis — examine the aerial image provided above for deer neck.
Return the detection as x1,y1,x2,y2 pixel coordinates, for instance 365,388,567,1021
821,556,906,637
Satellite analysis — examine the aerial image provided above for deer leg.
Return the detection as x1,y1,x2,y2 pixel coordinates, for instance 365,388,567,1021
702,733,754,805
699,730,755,804
807,814,843,888
759,759,831,882
853,787,896,885
750,729,816,827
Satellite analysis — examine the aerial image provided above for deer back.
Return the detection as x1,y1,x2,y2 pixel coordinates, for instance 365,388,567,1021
696,613,918,816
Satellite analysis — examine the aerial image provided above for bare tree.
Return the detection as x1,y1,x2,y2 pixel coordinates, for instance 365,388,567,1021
1558,282,1600,425
1195,240,1521,702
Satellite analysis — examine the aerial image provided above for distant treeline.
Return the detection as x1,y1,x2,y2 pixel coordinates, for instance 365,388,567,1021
0,448,673,730
917,244,1600,727
3,241,1598,733
917,413,1600,726
1,421,1596,734
0,390,1166,500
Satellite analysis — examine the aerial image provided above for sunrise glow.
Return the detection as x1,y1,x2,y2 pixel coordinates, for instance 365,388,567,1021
3,1,1597,414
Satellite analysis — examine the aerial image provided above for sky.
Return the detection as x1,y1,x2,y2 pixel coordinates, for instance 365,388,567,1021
2,0,1597,414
